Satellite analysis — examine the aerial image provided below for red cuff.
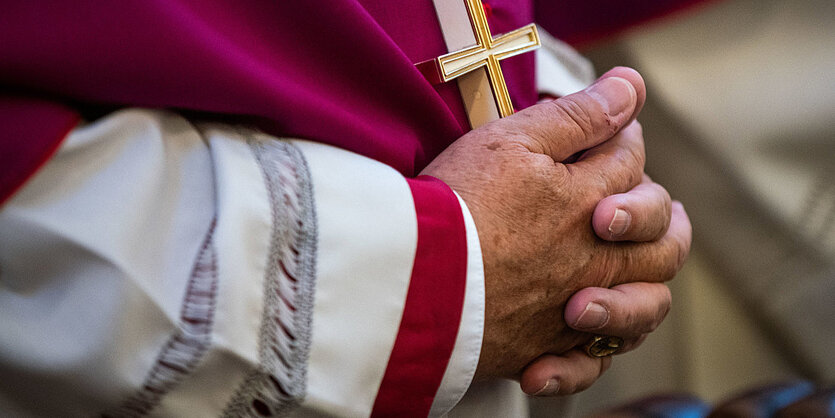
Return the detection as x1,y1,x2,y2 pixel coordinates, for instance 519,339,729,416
371,175,468,417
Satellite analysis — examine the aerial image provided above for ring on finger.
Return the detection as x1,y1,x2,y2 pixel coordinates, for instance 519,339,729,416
584,335,624,358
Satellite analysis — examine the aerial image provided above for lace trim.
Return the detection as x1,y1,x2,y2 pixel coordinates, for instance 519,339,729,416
103,220,219,417
221,137,317,417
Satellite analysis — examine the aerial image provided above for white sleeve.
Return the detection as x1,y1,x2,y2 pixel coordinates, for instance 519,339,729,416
535,26,597,97
292,141,484,417
0,108,484,417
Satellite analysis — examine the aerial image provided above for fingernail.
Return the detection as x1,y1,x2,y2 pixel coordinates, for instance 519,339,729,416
574,302,609,329
586,77,635,118
608,208,631,237
533,378,560,396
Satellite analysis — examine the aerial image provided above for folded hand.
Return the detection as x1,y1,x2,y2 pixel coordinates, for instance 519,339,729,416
421,67,692,392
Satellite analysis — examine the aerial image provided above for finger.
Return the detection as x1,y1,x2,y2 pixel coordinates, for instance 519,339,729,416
536,66,647,119
520,349,611,396
618,333,649,355
592,174,673,242
502,70,646,162
570,120,646,197
580,334,648,358
596,66,647,125
609,201,693,285
564,283,672,338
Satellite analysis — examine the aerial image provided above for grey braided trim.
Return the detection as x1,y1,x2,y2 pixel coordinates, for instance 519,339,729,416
103,220,219,418
221,137,317,418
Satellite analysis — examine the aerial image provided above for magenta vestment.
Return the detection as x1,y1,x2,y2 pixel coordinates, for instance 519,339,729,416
0,1,707,415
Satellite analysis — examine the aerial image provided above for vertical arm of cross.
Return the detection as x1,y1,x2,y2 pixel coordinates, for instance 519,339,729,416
465,0,493,48
461,0,518,117
434,0,540,118
428,0,541,124
485,55,513,117
487,24,540,117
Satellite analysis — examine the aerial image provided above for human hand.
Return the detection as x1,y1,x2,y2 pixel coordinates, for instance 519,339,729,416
519,176,688,396
519,68,690,396
420,68,692,382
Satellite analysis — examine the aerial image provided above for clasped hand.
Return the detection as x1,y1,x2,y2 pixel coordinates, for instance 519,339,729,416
421,68,692,396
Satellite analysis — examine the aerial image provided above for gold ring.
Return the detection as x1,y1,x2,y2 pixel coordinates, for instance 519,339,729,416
584,335,624,358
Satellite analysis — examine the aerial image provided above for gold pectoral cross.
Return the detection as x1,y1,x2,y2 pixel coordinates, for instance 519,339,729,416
421,0,540,126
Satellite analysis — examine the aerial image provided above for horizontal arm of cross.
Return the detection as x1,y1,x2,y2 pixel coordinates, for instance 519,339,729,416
436,23,539,82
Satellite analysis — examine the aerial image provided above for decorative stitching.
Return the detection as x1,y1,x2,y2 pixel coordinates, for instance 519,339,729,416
103,220,219,417
221,137,317,417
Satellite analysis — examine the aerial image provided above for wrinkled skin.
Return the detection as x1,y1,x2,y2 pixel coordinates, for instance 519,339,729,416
421,68,692,393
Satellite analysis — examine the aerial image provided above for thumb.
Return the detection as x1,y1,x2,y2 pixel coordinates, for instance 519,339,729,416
501,68,644,162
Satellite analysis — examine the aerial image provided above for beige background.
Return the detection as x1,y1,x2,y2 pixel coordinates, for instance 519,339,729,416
533,0,835,415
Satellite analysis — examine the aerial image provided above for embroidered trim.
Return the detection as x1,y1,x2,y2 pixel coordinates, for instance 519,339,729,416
103,220,219,417
221,137,317,417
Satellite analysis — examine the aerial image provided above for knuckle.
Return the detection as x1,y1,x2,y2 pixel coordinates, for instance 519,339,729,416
627,134,647,172
646,179,669,200
625,147,646,187
583,176,612,209
621,121,645,159
621,248,639,280
658,188,673,216
674,234,691,271
660,253,679,281
551,98,599,143
596,248,627,287
603,145,644,195
621,307,639,330
627,311,659,334
651,223,669,243
660,241,687,280
645,184,673,240
607,154,643,195
627,304,659,334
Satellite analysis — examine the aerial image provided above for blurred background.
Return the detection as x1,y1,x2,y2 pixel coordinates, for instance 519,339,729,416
536,0,835,415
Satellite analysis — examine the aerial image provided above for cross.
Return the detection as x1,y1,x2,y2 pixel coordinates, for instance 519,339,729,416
421,0,540,125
